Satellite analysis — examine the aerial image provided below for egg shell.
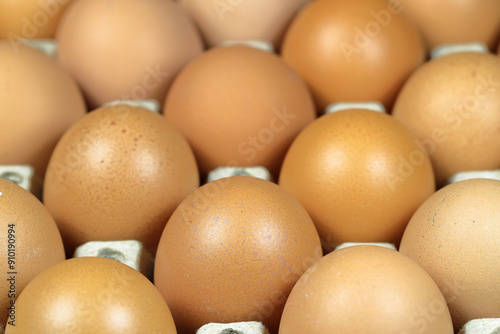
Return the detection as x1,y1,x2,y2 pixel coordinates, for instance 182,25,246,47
0,178,65,328
0,0,72,39
279,245,454,333
392,52,500,186
4,257,177,333
164,45,316,178
0,41,86,176
279,109,435,251
154,176,322,334
43,105,199,255
399,0,500,52
56,0,203,109
179,0,309,49
399,178,500,331
281,0,426,112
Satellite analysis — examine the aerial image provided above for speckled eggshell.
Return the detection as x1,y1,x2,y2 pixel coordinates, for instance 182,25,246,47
399,178,500,331
0,41,86,176
179,0,310,49
154,176,322,334
0,178,65,329
4,257,177,333
281,0,426,112
279,245,454,334
0,0,73,39
56,0,203,109
43,105,199,256
279,109,435,252
392,52,500,186
399,0,500,51
164,45,316,178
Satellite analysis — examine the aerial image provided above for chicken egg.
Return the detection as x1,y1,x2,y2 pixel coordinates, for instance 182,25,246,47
154,176,322,334
43,104,199,255
281,0,426,112
56,0,203,109
279,245,454,333
400,178,500,331
0,178,65,329
5,257,177,333
279,109,435,251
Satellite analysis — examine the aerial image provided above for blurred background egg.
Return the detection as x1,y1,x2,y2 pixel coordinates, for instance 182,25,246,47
56,0,203,109
154,176,322,334
0,0,73,39
163,45,316,178
392,51,500,186
5,257,177,333
281,0,426,112
279,245,454,334
399,0,500,52
179,0,310,50
43,105,199,256
400,178,500,331
0,178,65,329
0,41,86,177
279,109,435,252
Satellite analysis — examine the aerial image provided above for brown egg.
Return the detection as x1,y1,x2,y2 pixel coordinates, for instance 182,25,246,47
400,0,500,52
5,257,177,333
281,0,426,112
279,109,435,252
392,51,500,186
56,0,203,109
400,178,500,331
179,0,309,49
154,176,322,334
0,178,65,329
0,0,72,39
43,104,199,255
279,245,454,333
164,45,316,178
0,41,86,176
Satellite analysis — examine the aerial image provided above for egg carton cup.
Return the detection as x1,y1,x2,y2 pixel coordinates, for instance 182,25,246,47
447,170,500,184
207,166,272,183
197,321,270,334
220,40,274,53
101,99,160,113
325,101,387,114
458,318,500,334
431,42,489,59
73,240,154,280
21,38,57,57
0,164,42,197
334,242,397,251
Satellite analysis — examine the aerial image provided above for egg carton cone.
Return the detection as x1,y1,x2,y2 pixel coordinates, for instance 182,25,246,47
21,38,57,57
73,240,154,280
220,40,274,53
101,99,160,113
207,166,272,183
197,321,270,334
0,165,42,198
447,170,500,184
325,101,386,114
334,242,397,251
431,42,489,59
458,318,500,334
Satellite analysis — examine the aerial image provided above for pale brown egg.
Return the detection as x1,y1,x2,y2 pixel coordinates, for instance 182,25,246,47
0,41,86,176
399,0,500,52
400,178,500,331
56,0,203,109
164,45,316,178
154,176,322,334
279,245,454,333
0,178,65,329
43,104,199,256
0,0,72,39
281,0,426,112
392,51,500,186
279,109,435,252
5,257,177,333
179,0,309,49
